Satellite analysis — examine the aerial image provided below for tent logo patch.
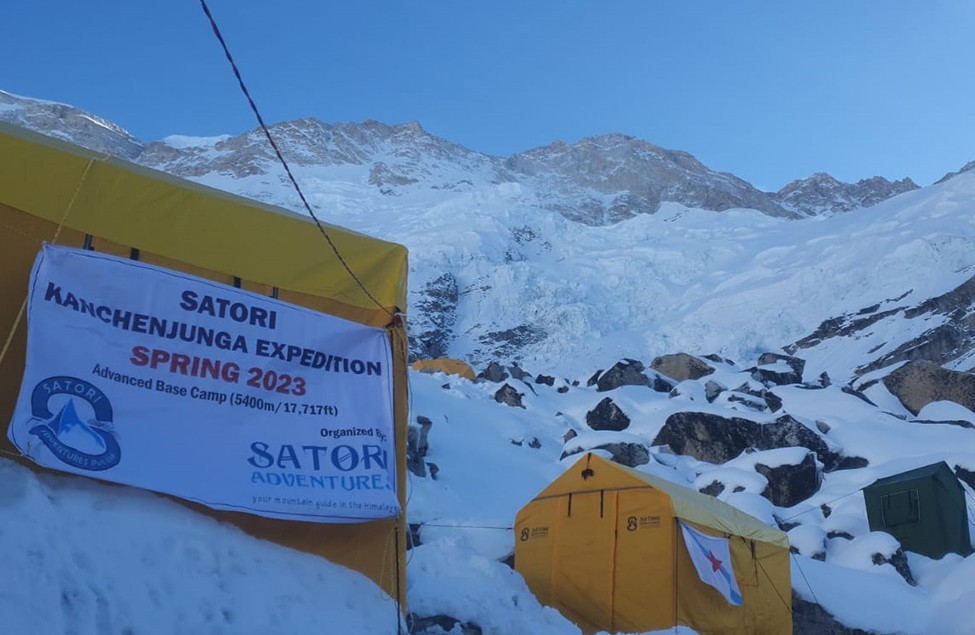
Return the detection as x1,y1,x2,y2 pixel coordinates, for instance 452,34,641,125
26,376,120,471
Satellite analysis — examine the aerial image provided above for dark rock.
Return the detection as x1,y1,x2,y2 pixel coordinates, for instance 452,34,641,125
699,481,725,497
758,352,806,377
815,420,831,434
427,463,440,480
763,391,783,413
476,324,546,361
827,531,853,541
913,418,975,429
882,360,975,415
478,361,509,383
821,504,832,519
586,397,631,431
872,549,916,586
409,614,483,635
750,366,802,387
728,393,768,411
563,429,578,443
834,456,870,471
596,359,650,391
650,352,715,382
535,374,555,386
595,442,649,467
408,272,458,360
953,465,975,491
407,416,434,478
819,371,832,387
508,363,530,381
586,370,603,387
651,374,676,393
756,452,821,507
652,411,759,464
792,591,873,635
705,380,724,403
652,412,841,471
841,385,877,406
494,383,525,408
557,386,569,394
407,523,423,550
528,437,542,449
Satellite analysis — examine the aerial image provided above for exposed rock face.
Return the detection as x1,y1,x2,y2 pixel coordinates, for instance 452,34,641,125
872,549,916,587
494,384,525,409
650,353,715,382
883,361,975,415
0,90,144,160
586,397,631,431
409,273,459,360
409,614,483,635
789,274,975,379
756,452,821,507
653,412,843,470
774,172,919,216
504,134,797,224
749,353,805,386
595,359,650,391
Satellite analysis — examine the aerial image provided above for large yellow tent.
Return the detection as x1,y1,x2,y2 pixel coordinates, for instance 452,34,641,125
515,453,792,635
0,122,409,613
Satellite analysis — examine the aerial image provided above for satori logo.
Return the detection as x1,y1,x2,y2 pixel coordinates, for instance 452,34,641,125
626,516,638,531
26,376,121,471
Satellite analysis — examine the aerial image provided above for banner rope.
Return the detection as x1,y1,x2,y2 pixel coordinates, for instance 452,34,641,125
198,0,395,319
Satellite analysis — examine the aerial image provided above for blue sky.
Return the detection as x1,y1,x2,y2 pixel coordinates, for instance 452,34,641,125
3,1,973,189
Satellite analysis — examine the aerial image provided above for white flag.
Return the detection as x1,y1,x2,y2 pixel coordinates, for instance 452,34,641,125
679,521,743,606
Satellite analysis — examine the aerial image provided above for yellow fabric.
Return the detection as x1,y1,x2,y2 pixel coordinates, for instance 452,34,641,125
411,358,477,381
515,454,792,635
0,123,409,611
0,122,408,312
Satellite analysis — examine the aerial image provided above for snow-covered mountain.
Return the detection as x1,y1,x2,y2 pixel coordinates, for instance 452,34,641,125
4,88,975,635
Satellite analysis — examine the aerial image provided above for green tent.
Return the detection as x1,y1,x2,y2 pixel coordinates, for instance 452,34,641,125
863,462,973,559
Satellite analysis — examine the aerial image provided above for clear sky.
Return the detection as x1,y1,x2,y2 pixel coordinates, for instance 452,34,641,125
3,1,974,190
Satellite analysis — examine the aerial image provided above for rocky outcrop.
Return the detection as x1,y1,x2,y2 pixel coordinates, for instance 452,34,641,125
409,273,459,361
882,361,975,415
775,172,918,216
594,359,650,391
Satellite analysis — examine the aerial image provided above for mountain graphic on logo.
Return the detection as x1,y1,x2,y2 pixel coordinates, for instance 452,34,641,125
49,399,107,453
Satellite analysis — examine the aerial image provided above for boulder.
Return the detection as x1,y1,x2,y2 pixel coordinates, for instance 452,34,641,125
535,374,555,386
409,614,482,635
756,451,821,507
494,383,525,408
705,380,724,403
792,592,873,635
477,361,509,383
650,352,715,382
882,360,975,415
586,397,631,431
758,352,806,377
652,411,759,464
871,549,917,587
596,359,650,391
507,363,531,381
595,442,649,467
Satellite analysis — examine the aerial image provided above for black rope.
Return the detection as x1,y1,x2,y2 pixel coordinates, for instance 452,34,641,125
198,0,394,318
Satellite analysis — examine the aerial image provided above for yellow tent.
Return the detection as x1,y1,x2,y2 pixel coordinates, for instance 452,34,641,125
515,453,792,635
0,122,409,611
411,357,477,381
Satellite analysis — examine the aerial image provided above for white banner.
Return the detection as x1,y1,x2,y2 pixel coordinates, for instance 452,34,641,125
7,245,399,523
679,521,743,606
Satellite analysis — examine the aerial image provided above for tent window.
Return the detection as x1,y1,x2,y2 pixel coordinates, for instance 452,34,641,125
881,489,920,527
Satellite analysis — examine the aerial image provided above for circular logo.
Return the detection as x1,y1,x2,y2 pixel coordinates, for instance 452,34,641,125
27,376,120,471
